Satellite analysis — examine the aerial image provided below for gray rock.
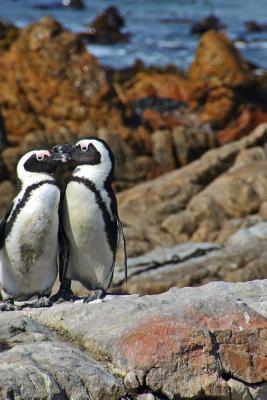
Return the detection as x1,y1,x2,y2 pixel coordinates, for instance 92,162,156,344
124,371,140,390
113,222,267,294
0,312,125,399
228,379,267,400
0,341,124,400
26,280,267,399
118,123,267,257
1,279,267,399
136,394,155,400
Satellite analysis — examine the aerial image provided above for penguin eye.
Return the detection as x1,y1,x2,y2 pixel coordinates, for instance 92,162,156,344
80,145,88,152
36,154,44,161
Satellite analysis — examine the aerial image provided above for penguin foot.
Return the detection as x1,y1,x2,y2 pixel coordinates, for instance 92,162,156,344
50,279,75,303
50,290,75,304
83,289,106,303
31,296,52,308
0,299,22,312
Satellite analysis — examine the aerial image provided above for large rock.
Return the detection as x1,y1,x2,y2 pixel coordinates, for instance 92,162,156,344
0,16,111,144
85,6,129,44
190,14,226,35
113,222,267,294
189,30,251,95
0,311,124,399
1,280,264,399
118,124,267,257
189,30,252,128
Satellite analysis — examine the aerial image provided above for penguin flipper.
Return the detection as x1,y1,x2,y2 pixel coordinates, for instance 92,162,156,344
0,203,13,249
117,217,128,283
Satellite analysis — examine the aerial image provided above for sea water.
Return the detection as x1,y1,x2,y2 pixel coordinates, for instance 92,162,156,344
0,0,266,70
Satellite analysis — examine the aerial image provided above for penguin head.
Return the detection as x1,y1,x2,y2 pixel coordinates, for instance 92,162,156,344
17,150,60,183
53,138,115,184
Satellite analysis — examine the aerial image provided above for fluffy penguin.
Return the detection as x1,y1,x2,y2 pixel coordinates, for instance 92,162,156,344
0,150,61,311
52,138,127,303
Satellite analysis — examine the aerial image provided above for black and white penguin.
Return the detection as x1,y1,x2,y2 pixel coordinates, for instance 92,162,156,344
0,150,61,311
52,138,127,303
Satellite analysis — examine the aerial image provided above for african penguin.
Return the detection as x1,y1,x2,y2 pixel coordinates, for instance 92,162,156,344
0,150,61,311
52,138,127,303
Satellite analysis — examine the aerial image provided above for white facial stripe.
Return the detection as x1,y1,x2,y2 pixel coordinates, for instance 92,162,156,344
77,140,90,149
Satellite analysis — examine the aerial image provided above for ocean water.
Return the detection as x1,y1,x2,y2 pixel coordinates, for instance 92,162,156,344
0,0,267,70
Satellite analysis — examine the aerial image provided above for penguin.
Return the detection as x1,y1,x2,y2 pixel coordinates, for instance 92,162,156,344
52,138,127,303
0,149,61,311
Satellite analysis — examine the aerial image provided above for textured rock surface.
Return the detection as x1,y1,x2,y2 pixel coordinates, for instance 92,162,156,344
1,280,266,399
189,30,251,128
0,312,125,399
188,30,267,137
118,124,267,257
113,222,267,294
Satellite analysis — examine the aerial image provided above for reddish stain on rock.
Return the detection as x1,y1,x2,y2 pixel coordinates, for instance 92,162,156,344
121,307,267,385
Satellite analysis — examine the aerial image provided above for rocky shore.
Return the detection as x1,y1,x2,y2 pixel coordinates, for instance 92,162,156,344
0,14,267,399
0,16,266,204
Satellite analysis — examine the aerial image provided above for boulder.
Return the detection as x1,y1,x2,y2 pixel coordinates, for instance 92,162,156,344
188,30,252,128
189,30,251,94
190,14,226,35
113,222,267,294
1,279,265,399
85,6,130,44
245,20,267,33
0,312,124,399
118,124,267,257
0,16,113,145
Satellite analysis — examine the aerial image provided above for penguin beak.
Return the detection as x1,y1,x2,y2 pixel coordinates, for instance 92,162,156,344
52,144,74,163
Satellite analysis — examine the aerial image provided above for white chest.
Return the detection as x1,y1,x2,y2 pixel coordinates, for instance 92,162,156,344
0,183,60,299
63,181,114,289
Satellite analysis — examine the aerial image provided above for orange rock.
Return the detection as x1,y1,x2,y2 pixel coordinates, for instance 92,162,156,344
188,30,253,128
0,16,133,145
200,86,236,127
218,108,267,144
125,71,189,102
189,30,251,93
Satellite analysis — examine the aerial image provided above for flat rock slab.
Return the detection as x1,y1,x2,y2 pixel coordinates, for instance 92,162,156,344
113,222,267,294
0,280,267,399
0,311,125,399
21,280,267,399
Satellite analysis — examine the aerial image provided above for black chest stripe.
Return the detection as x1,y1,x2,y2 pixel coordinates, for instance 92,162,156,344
4,180,58,241
69,176,118,254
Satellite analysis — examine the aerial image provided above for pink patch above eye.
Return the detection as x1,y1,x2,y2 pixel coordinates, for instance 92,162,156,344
36,150,50,158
